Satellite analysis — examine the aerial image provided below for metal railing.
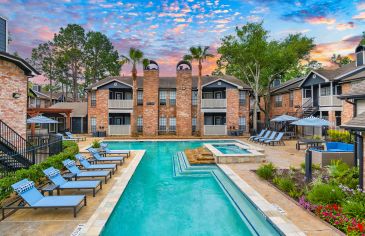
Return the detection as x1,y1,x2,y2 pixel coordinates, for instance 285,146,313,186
201,99,226,108
108,125,131,135
204,125,227,135
108,99,133,109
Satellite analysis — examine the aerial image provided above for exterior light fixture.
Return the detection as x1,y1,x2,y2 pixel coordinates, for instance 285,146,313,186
12,92,21,99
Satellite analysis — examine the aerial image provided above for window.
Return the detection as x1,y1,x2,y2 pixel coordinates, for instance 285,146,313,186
333,85,342,95
192,117,197,132
239,91,246,105
137,116,143,133
335,111,342,126
169,117,176,132
303,89,312,98
239,117,246,132
169,90,176,106
159,117,167,131
49,117,56,132
321,111,329,120
192,91,198,105
159,90,167,105
91,117,97,133
289,91,294,107
137,90,143,105
275,95,282,107
91,91,96,107
35,98,41,108
320,86,330,96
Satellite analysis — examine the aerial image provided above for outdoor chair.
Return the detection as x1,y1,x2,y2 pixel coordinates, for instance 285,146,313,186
65,132,86,142
253,130,271,142
258,131,277,143
75,154,117,173
87,148,124,165
43,167,102,197
248,129,266,141
264,132,285,146
100,143,130,158
62,159,112,184
2,179,86,219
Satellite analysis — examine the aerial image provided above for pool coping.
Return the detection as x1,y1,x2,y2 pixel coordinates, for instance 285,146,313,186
79,150,145,236
218,164,305,236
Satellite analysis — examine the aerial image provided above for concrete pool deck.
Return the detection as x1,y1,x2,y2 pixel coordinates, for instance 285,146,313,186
0,138,342,235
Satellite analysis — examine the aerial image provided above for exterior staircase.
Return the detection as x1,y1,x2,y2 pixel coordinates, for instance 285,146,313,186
0,119,35,176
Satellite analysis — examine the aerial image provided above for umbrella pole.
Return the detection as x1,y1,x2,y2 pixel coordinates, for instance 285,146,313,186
31,123,35,137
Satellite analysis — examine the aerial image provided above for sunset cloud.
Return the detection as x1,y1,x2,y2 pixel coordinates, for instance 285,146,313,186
306,16,336,25
353,12,365,20
335,22,355,31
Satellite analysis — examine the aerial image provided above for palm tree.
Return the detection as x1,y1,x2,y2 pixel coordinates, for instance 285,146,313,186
183,46,214,136
119,48,149,136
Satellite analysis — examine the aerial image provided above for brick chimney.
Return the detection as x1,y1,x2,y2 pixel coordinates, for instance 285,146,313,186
176,61,192,136
142,60,159,136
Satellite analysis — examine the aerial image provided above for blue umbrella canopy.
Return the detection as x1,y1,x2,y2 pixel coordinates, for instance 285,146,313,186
290,116,329,127
271,115,299,122
27,115,58,124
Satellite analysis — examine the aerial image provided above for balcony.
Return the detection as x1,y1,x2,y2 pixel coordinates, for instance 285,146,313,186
108,99,133,109
108,125,131,135
319,96,343,106
201,99,226,109
204,125,227,135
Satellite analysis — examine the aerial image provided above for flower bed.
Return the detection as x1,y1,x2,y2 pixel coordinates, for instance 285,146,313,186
0,141,79,203
256,161,365,235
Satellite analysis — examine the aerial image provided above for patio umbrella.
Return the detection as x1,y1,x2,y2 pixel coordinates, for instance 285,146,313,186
290,116,329,137
271,114,298,122
27,115,58,136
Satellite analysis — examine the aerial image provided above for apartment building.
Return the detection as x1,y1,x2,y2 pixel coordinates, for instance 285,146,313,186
86,61,250,136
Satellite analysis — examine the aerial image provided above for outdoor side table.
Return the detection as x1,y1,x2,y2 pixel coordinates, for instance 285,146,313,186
41,184,59,196
63,172,77,181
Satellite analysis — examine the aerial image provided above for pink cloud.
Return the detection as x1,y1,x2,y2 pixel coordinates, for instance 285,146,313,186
306,16,336,25
353,12,365,20
335,22,355,31
36,26,54,41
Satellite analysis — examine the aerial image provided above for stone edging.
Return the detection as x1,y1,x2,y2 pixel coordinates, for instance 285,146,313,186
79,150,145,236
218,164,306,236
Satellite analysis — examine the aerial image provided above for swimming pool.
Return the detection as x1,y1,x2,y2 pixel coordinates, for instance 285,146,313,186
212,143,250,154
100,141,281,236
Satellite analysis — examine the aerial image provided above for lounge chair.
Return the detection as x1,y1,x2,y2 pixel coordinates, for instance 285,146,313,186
248,129,266,141
253,130,271,142
62,159,112,184
75,154,117,173
87,148,124,165
43,167,102,197
264,132,285,146
258,131,277,143
100,143,130,158
65,132,86,142
2,179,86,219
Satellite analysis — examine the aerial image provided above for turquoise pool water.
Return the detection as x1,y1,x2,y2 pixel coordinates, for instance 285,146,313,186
101,141,281,236
213,144,251,154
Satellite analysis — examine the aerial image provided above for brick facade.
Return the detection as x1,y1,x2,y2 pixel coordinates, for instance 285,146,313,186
226,88,239,130
88,89,109,134
0,60,28,138
143,70,159,136
341,82,353,124
176,70,192,136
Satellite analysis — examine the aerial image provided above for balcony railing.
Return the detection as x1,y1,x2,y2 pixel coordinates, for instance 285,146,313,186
204,125,227,135
108,125,131,135
108,99,133,109
201,99,226,108
333,96,342,106
319,96,343,106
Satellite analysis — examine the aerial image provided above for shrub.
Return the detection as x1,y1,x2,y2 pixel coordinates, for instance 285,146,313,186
327,129,353,144
0,141,79,203
328,161,359,189
300,162,321,172
274,176,296,193
91,140,101,148
307,183,345,205
256,163,276,180
342,200,365,219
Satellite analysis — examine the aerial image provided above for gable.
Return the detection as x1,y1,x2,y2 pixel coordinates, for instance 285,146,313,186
301,72,326,87
203,79,238,89
98,80,132,90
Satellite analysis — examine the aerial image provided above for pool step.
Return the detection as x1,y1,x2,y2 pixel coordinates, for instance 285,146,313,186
172,152,215,178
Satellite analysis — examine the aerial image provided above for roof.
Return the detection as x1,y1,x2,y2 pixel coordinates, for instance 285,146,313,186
271,77,303,95
0,51,39,76
314,62,357,81
339,80,365,99
342,69,365,82
341,112,365,131
85,75,251,90
50,102,87,117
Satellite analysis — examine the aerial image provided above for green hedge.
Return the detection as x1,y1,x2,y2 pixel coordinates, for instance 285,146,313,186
0,141,79,203
327,129,353,144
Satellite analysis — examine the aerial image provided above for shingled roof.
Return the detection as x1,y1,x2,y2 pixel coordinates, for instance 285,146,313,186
314,62,357,80
341,112,365,131
339,80,365,99
271,77,303,95
85,75,251,90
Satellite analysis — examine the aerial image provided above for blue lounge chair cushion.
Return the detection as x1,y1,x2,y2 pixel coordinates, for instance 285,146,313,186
88,164,117,169
32,196,84,207
12,179,45,206
43,167,67,186
89,148,124,161
60,181,100,189
76,171,110,177
64,160,76,168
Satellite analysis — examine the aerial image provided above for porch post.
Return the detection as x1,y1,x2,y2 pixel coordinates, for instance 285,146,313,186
330,82,333,106
354,132,358,167
358,132,363,190
66,112,71,131
318,83,321,106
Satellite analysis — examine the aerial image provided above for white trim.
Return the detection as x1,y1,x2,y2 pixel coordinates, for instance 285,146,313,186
299,70,329,87
92,79,132,90
202,78,243,89
201,108,227,113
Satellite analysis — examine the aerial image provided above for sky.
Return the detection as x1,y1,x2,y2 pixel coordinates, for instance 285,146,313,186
1,0,365,82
